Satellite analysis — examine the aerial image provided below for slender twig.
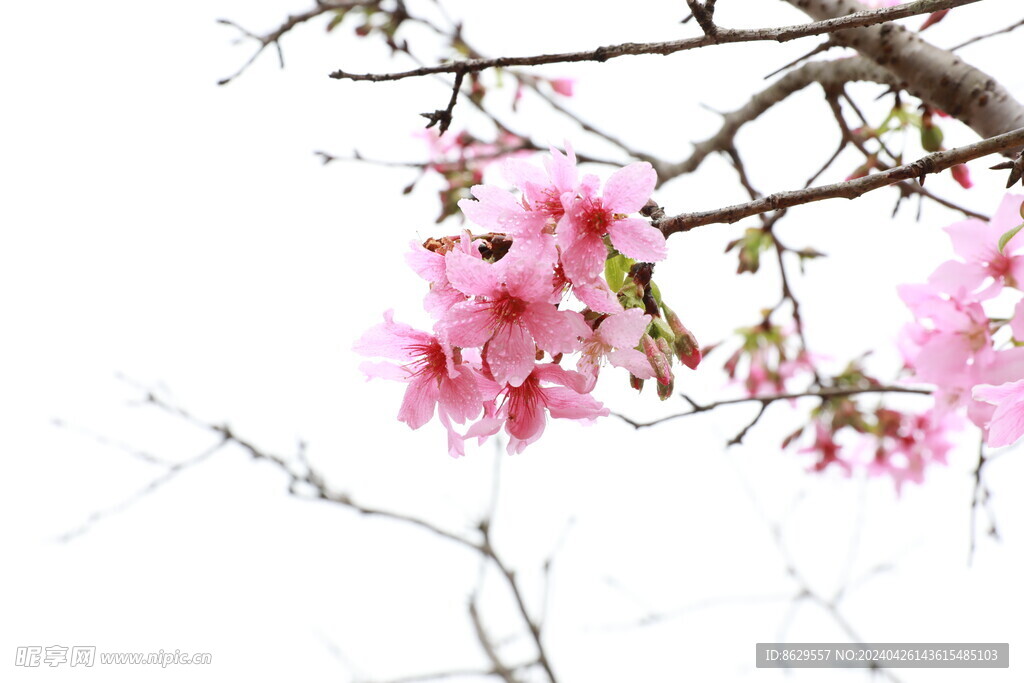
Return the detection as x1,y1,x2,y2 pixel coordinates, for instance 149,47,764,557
57,436,227,542
468,599,519,683
968,438,997,565
763,39,836,80
656,126,1024,235
480,523,559,683
329,1,979,82
218,1,370,85
949,16,1024,51
614,385,931,430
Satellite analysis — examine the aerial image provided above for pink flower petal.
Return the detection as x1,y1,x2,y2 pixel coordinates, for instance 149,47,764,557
602,162,656,214
405,241,446,282
606,348,655,379
485,322,536,387
993,194,1024,253
442,301,496,348
359,360,409,382
973,379,1024,405
572,277,622,314
445,250,503,298
560,233,608,283
597,308,650,349
398,375,439,429
353,310,433,361
523,304,588,355
544,143,578,194
543,386,609,421
607,217,667,262
439,367,483,424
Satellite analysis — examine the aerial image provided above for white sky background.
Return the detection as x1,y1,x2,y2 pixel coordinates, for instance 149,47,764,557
2,1,1023,681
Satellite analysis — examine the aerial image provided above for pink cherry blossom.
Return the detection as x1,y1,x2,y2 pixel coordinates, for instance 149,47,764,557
466,363,608,454
576,308,654,391
558,163,664,283
973,380,1024,447
354,311,484,457
405,235,479,318
927,194,1024,298
503,143,591,223
897,284,992,387
867,409,958,495
800,423,852,474
440,250,589,387
458,184,551,250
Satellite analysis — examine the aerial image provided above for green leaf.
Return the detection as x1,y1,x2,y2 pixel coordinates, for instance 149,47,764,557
997,221,1024,253
326,9,348,32
648,280,663,306
604,254,634,292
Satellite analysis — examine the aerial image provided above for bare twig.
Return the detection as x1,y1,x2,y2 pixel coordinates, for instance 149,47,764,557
657,126,1024,235
329,1,978,82
480,522,559,683
468,599,519,683
614,385,931,430
218,1,370,85
58,436,227,542
949,16,1024,51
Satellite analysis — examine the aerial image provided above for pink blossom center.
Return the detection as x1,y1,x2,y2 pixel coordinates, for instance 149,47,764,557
532,188,565,221
577,196,612,236
491,294,529,323
403,341,447,380
504,374,543,422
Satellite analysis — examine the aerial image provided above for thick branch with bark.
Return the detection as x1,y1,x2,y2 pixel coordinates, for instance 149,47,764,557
783,0,1024,144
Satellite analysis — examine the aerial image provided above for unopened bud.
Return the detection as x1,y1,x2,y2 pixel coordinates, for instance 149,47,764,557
629,374,645,393
951,163,973,189
641,333,673,388
662,304,702,370
656,373,674,401
920,9,949,31
655,336,674,366
920,123,944,153
724,348,741,379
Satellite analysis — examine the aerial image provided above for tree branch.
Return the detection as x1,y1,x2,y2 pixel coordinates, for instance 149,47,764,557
657,126,1024,235
328,1,978,83
615,385,932,430
662,58,898,183
783,0,1024,143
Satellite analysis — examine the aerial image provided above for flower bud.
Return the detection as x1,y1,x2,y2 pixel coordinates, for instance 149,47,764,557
662,304,702,369
629,374,645,393
920,123,944,153
951,163,973,189
641,333,673,388
656,373,675,401
655,336,674,366
920,9,948,31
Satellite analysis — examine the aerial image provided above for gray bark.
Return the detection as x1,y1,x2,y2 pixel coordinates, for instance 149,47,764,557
783,0,1024,141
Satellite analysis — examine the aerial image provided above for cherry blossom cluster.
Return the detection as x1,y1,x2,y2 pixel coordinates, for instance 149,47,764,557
356,145,701,455
784,360,961,494
900,193,1024,448
775,195,1024,490
724,320,818,397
